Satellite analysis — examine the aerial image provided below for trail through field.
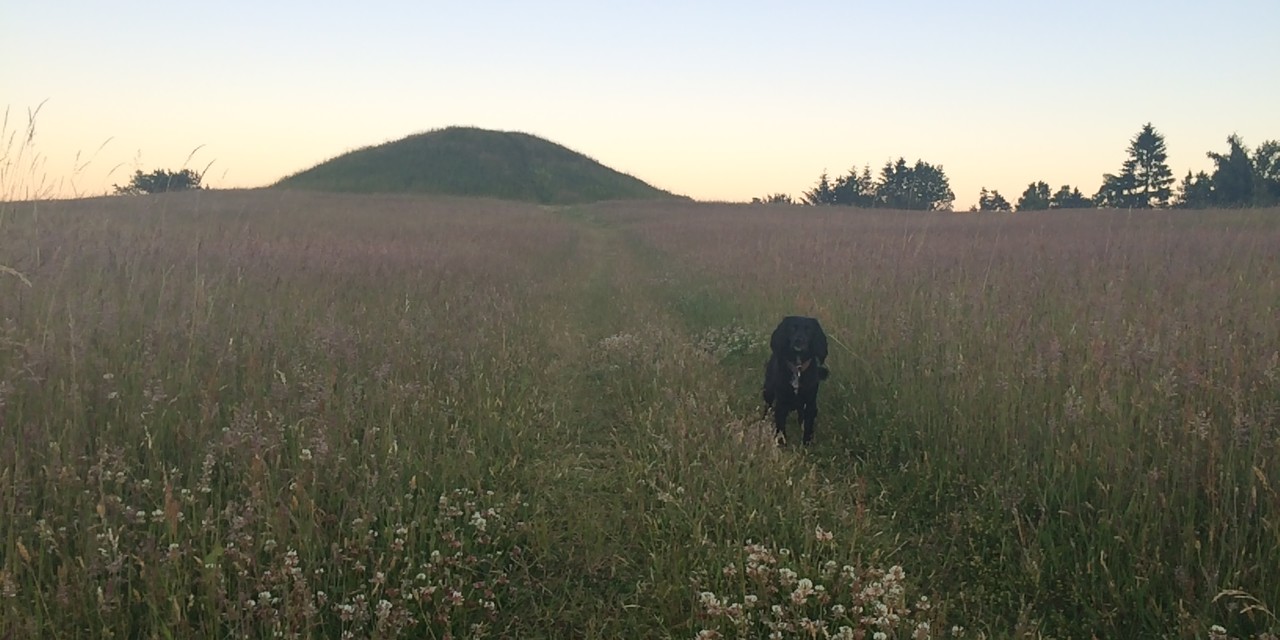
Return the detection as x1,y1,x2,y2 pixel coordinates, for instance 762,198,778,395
504,209,746,634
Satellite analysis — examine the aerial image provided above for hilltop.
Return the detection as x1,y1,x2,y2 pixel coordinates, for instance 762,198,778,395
274,127,681,204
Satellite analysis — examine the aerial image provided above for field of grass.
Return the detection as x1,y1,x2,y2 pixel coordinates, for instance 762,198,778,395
1,190,1278,638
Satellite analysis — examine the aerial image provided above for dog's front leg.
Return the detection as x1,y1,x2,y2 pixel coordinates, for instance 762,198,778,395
800,402,818,445
773,405,790,442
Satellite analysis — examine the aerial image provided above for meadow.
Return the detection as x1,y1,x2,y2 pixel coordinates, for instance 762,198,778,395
0,190,1277,638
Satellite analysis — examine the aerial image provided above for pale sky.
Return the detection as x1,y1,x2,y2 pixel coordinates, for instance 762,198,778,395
3,1,1278,207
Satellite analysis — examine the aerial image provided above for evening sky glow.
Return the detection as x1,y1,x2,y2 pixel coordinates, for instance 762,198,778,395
3,0,1278,207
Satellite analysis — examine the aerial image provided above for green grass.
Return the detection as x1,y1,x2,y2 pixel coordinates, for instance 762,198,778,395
273,127,683,205
1,191,1278,638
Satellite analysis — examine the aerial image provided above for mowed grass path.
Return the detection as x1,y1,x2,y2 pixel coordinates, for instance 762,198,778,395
1,192,1277,638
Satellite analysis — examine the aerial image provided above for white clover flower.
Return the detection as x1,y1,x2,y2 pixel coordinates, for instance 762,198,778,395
790,578,815,604
299,448,313,461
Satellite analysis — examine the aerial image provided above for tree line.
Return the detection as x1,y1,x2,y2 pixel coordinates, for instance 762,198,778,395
759,124,1280,211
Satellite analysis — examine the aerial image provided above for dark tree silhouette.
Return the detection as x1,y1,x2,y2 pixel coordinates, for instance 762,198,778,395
876,158,954,211
1208,135,1254,206
1095,123,1174,208
978,187,1012,212
802,171,837,205
1050,185,1093,209
1016,181,1052,211
831,166,876,207
752,193,795,204
114,169,204,195
1174,171,1214,209
1254,140,1280,206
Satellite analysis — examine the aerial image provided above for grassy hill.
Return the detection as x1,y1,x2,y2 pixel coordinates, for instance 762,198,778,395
274,126,681,204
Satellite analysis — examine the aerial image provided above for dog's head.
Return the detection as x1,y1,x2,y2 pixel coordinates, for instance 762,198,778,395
770,316,828,363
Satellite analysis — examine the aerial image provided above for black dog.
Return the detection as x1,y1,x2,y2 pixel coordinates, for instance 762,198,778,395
762,316,830,444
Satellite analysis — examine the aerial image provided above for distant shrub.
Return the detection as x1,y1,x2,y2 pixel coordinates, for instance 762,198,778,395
114,168,203,195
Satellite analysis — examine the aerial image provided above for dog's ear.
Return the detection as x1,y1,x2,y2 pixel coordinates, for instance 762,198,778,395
809,318,828,362
770,319,790,354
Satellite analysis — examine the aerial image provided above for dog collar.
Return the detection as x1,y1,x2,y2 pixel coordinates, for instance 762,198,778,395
788,358,812,391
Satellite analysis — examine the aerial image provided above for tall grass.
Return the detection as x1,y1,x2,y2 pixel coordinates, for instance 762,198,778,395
606,200,1280,637
1,191,943,638
3,187,1276,637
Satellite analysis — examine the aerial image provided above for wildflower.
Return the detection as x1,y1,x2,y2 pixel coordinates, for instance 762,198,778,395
698,591,723,615
815,525,834,542
696,629,722,639
790,578,816,604
1208,625,1228,640
874,633,888,640
299,448,313,461
913,621,932,639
